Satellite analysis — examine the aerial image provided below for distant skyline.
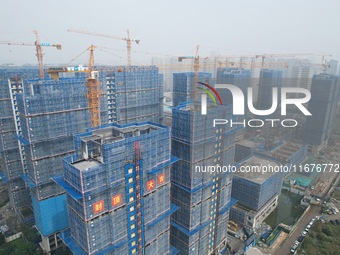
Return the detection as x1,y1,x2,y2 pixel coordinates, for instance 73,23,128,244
1,0,339,70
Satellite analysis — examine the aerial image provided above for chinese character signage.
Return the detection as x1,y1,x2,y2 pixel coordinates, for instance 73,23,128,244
147,180,155,191
158,173,166,184
93,200,104,214
112,194,122,207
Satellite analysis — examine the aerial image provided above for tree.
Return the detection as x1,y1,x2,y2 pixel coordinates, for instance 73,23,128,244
20,224,38,243
322,225,334,237
0,241,15,255
0,233,6,246
0,239,37,255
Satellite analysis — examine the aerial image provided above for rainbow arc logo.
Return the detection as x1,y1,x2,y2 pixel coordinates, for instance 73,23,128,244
197,82,223,115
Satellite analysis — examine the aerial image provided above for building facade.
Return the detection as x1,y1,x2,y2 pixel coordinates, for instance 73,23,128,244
216,68,251,107
102,66,163,125
170,103,236,255
16,77,92,252
230,156,284,228
257,69,283,115
303,74,340,152
0,67,40,224
55,123,177,255
172,72,212,107
0,65,165,253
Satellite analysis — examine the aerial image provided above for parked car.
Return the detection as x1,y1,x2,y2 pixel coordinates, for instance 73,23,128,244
330,220,336,225
298,236,304,242
301,230,307,236
335,219,340,225
291,241,299,254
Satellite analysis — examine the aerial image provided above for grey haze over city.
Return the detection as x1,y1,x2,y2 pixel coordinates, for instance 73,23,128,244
1,0,340,69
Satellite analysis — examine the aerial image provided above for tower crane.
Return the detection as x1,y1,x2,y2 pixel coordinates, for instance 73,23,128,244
46,45,101,127
254,53,315,69
178,45,201,101
313,53,332,72
253,52,332,73
67,29,140,66
0,30,62,78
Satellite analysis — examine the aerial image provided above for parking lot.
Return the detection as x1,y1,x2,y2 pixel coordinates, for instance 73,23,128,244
274,204,321,255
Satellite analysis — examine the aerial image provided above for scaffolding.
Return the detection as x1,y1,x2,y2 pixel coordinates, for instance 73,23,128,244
170,103,236,254
55,123,177,255
0,68,39,215
1,65,166,246
172,72,212,107
15,77,91,202
46,66,163,125
112,66,163,124
231,156,284,211
216,68,251,107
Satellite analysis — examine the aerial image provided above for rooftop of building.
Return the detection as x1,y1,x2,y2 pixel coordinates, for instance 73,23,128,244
313,73,338,79
82,123,161,144
237,139,257,148
217,67,251,75
174,101,228,113
72,123,165,170
271,142,304,162
72,159,101,171
235,156,279,184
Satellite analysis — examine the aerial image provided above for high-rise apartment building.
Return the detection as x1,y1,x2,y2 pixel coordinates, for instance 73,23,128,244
304,74,340,152
327,60,338,75
172,72,212,107
0,65,165,253
216,68,251,106
257,69,283,113
170,102,236,255
55,123,178,255
0,67,39,224
16,77,92,251
103,66,163,125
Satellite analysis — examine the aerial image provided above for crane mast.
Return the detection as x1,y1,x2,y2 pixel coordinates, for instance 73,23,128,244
193,45,200,101
33,30,44,78
86,45,101,127
126,30,132,66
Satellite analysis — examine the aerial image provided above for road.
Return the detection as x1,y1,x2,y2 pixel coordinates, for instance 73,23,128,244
274,205,321,255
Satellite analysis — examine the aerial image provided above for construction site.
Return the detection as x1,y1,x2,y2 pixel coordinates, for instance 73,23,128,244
0,26,339,255
0,30,169,254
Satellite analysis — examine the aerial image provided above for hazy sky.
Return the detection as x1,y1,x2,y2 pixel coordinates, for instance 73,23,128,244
1,0,339,67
